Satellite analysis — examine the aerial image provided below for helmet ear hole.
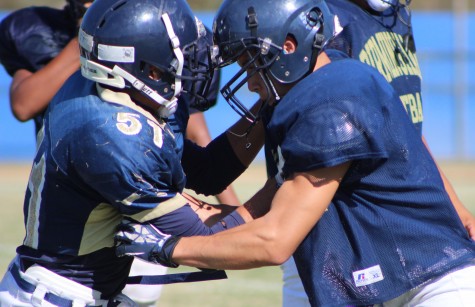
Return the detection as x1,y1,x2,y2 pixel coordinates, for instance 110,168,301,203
148,66,162,81
283,35,297,55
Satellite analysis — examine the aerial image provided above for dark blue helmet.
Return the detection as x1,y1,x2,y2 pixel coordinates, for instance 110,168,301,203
79,0,209,117
212,0,336,122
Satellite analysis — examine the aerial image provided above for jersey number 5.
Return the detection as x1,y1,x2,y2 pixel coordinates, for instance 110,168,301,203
116,112,164,148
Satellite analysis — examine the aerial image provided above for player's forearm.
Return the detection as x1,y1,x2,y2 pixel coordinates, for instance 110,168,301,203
237,177,277,222
10,38,80,121
440,169,475,239
422,136,475,239
215,186,241,206
225,101,265,167
172,216,286,270
183,134,248,195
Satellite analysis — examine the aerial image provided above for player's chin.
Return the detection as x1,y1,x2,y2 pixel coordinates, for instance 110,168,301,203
266,95,278,106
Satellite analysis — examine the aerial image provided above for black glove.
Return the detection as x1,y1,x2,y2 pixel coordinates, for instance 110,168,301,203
115,217,181,268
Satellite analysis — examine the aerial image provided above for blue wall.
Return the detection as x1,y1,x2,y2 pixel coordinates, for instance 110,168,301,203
0,11,474,162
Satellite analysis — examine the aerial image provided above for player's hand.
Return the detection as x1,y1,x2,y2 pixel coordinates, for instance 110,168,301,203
183,193,238,226
463,216,475,241
115,217,180,268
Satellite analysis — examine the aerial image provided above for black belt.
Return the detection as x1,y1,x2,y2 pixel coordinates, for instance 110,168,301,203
126,269,227,285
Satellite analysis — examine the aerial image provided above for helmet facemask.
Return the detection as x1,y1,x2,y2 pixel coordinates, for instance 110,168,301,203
177,40,215,112
211,1,336,123
214,37,282,123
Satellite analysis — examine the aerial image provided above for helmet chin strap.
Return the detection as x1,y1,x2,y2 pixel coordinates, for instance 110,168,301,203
111,65,178,118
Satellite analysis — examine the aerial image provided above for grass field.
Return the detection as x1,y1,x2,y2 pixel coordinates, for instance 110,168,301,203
1,160,474,306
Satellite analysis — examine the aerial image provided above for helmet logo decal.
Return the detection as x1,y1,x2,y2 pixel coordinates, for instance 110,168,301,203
98,44,135,63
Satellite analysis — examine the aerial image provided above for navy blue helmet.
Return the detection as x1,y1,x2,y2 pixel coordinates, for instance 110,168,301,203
79,0,210,117
212,0,336,122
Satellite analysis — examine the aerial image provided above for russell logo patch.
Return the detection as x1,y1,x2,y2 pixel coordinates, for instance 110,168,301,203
352,265,384,287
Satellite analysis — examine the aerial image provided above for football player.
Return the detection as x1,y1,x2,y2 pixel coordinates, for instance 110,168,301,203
0,0,92,133
116,0,475,306
279,1,475,305
0,0,266,305
0,0,243,305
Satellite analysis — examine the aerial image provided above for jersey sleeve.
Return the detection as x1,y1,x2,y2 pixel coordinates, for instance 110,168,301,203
273,63,390,176
182,132,246,195
0,7,75,76
0,11,29,75
56,103,187,217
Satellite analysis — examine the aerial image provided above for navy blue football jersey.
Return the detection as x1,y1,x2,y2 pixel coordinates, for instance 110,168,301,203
265,55,475,306
17,71,191,297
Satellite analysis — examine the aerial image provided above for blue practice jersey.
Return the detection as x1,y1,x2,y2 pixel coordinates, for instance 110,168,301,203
265,55,475,306
17,71,189,297
327,0,423,132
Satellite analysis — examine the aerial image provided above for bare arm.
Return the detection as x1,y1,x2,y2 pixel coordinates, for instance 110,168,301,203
422,136,475,239
10,37,80,121
172,162,350,270
224,102,265,167
184,176,277,227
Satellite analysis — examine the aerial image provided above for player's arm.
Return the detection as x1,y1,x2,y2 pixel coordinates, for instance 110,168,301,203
117,162,350,269
442,172,475,240
10,37,80,121
182,100,265,196
186,112,241,206
422,136,475,240
184,174,277,227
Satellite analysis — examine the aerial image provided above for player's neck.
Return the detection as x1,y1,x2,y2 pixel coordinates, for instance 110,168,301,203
314,51,331,72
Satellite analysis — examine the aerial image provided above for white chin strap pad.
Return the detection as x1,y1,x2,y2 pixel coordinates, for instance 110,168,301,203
367,0,393,12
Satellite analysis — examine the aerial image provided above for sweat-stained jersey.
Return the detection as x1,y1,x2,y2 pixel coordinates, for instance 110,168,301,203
327,0,423,132
265,53,475,306
17,71,190,297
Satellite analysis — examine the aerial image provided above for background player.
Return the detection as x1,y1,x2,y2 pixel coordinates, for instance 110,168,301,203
0,0,92,134
116,0,475,306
